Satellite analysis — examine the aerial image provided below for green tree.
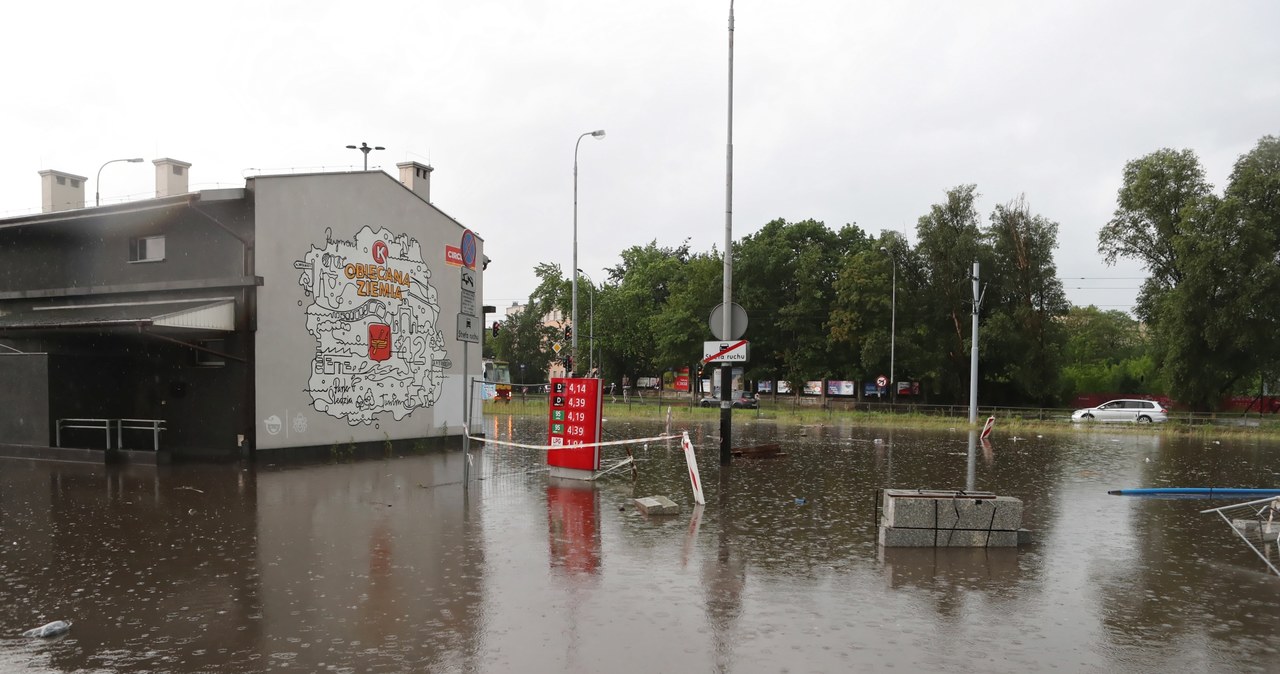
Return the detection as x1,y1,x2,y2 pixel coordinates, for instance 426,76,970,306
734,219,869,388
1098,138,1280,410
1058,307,1155,398
493,262,568,383
912,185,985,401
828,232,909,387
980,195,1070,405
1097,148,1210,324
603,241,693,382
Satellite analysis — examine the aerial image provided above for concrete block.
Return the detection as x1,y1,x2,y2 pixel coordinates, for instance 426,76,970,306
883,493,1022,531
635,495,680,516
879,526,1019,548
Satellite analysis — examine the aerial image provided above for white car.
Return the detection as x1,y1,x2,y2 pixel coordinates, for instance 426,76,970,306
1071,399,1168,424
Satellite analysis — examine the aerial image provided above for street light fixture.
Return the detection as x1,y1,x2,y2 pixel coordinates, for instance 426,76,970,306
880,246,896,405
572,129,606,376
346,142,385,170
95,157,144,207
577,268,595,375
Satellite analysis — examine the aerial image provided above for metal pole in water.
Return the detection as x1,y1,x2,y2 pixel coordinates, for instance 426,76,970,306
720,0,735,466
463,342,470,487
968,261,980,425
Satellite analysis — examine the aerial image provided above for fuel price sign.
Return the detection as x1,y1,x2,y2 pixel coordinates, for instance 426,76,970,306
547,377,603,473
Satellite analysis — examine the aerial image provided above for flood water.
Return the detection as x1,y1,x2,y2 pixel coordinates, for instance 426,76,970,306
2,415,1279,673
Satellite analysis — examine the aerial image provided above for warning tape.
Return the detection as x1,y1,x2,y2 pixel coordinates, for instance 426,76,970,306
464,432,679,452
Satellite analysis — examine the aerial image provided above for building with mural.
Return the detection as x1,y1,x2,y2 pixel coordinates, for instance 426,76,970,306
0,159,484,461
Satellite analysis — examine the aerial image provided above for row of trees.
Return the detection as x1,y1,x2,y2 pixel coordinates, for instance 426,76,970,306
490,136,1279,411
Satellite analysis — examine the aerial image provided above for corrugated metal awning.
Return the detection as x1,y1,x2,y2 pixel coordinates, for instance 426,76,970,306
0,299,236,332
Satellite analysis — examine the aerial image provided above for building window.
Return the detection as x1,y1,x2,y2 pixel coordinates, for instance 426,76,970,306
195,340,226,367
70,179,81,188
129,235,166,263
173,165,184,176
56,176,66,185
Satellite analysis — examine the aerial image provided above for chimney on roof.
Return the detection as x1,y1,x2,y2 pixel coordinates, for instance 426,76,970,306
153,158,191,197
38,169,87,213
397,161,433,203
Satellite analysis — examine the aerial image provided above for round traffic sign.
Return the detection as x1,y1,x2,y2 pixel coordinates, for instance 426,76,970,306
876,375,888,388
460,230,477,269
708,302,748,340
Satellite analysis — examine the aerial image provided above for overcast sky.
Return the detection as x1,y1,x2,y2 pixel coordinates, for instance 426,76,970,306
2,1,1276,317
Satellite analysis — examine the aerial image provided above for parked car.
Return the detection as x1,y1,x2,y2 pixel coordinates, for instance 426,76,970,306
1071,399,1168,424
699,391,758,409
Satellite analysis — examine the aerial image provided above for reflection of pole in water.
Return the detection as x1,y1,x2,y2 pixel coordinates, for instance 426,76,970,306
966,430,977,492
681,504,705,568
702,468,745,672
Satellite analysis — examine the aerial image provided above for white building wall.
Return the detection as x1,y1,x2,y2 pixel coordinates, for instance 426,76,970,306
250,172,482,450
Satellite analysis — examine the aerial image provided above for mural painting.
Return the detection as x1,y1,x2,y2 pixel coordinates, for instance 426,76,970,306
294,226,448,425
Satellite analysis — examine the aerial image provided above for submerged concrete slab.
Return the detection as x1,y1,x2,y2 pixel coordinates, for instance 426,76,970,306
635,495,680,516
883,492,1023,532
879,526,1019,548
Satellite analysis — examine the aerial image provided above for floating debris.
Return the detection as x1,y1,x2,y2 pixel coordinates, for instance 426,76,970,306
22,621,71,638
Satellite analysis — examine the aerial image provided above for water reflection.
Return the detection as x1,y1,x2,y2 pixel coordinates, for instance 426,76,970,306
0,419,1278,673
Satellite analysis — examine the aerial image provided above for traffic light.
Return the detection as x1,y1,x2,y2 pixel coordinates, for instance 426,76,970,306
564,325,573,340
564,355,573,373
492,321,501,337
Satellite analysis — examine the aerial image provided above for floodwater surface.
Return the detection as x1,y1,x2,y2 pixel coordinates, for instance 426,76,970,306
2,416,1279,673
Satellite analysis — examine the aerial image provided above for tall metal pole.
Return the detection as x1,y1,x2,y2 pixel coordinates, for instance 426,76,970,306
881,246,896,406
968,261,980,424
720,0,735,466
572,130,605,376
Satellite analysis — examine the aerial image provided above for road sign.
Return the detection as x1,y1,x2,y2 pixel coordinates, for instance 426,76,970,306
552,342,563,354
456,314,481,343
876,375,888,388
460,269,478,316
460,289,477,317
703,340,749,364
708,302,748,341
460,229,477,269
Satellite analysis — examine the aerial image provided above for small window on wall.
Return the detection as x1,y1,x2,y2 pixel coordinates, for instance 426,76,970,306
195,340,226,367
129,235,166,263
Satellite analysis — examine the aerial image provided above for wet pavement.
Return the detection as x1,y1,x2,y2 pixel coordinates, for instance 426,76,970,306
2,415,1279,673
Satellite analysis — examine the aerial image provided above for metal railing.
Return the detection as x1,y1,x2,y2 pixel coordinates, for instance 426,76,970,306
55,418,166,450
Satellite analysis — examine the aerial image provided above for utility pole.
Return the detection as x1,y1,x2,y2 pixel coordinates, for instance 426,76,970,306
720,0,735,466
968,261,983,424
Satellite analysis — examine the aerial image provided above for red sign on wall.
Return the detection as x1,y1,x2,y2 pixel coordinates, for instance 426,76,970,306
368,323,391,361
547,377,603,472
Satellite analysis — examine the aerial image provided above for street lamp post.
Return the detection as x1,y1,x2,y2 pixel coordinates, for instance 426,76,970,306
577,268,594,374
880,246,896,405
572,129,605,376
95,157,144,207
346,142,385,170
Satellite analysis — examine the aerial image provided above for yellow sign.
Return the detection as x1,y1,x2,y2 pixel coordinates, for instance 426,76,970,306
552,342,563,354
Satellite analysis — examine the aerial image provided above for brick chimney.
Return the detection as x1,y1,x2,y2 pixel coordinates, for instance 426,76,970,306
38,169,87,213
397,161,433,203
153,158,191,197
